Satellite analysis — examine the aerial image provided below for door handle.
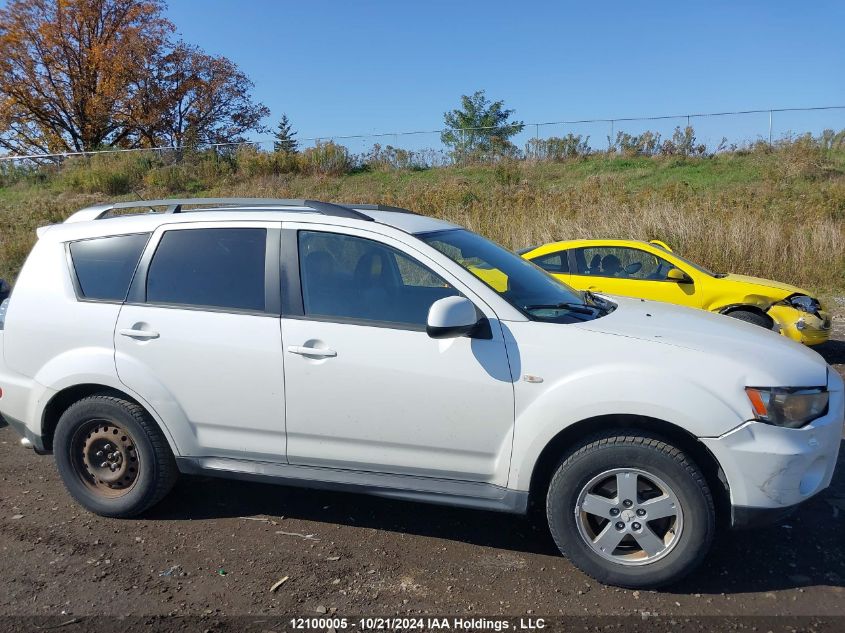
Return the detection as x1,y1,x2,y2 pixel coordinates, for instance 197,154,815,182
119,328,160,340
287,345,336,358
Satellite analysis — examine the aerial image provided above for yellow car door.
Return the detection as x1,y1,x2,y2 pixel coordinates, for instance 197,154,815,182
568,245,702,307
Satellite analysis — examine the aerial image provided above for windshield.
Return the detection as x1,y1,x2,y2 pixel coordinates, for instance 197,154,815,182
672,252,724,278
419,229,611,322
650,244,723,278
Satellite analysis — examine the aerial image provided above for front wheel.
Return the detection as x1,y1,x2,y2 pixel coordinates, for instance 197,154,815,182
54,394,178,518
726,309,771,329
546,432,715,588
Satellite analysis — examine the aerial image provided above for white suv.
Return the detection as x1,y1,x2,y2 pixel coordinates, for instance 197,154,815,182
0,198,841,588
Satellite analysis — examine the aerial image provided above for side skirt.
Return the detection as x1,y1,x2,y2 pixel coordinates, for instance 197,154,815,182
176,456,528,514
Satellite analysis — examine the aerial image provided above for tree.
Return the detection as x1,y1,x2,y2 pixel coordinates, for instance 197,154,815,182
128,43,269,148
441,90,524,160
273,114,298,153
0,0,172,154
0,0,269,155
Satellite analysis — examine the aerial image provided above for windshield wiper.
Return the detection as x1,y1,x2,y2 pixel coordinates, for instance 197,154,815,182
524,302,597,315
583,290,614,315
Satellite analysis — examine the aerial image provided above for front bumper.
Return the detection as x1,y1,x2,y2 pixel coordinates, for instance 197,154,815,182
701,374,844,527
767,304,832,346
730,503,801,529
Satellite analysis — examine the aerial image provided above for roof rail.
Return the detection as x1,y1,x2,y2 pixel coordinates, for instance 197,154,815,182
63,198,374,224
343,203,419,216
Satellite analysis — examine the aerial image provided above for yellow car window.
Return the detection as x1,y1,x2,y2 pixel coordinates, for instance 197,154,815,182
532,251,570,274
574,246,674,280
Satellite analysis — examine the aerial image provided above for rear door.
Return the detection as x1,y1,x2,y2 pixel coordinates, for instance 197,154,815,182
114,222,287,462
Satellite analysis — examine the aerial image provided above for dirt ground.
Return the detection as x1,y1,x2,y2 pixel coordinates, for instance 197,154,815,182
1,323,845,629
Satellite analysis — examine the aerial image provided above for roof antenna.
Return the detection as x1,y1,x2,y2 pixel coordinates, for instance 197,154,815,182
131,188,157,214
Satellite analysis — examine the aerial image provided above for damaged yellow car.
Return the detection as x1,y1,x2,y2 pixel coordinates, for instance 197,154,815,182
520,239,832,346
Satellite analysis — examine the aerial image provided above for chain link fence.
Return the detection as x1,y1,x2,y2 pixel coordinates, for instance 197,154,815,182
1,105,843,170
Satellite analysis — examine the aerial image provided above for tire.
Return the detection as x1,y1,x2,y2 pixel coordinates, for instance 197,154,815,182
726,309,771,329
546,432,715,588
54,394,178,518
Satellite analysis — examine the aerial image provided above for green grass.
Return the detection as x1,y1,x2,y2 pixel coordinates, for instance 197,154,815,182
2,142,844,297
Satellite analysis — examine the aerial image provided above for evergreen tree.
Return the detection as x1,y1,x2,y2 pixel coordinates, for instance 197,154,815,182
273,114,299,153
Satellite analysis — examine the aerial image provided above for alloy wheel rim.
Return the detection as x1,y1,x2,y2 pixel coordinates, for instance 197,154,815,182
574,467,683,566
71,419,140,498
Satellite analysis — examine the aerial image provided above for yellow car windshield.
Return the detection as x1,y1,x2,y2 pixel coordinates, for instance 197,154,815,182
650,244,721,278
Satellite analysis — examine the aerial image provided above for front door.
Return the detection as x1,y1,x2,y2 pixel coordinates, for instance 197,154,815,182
569,245,701,307
114,223,287,462
281,226,516,485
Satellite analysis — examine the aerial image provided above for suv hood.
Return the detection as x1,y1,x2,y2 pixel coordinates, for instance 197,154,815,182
576,296,828,386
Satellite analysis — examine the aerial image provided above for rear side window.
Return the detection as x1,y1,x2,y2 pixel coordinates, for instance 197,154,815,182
146,228,266,311
532,251,569,273
69,233,150,301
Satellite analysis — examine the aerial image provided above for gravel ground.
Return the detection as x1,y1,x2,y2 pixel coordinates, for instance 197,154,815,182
1,325,844,627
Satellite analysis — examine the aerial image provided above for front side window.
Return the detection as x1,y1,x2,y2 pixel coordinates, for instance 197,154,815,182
573,246,674,281
146,228,266,311
298,231,459,327
69,233,150,301
419,229,608,322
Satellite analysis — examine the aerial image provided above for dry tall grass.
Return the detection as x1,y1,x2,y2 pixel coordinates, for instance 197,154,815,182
1,142,844,295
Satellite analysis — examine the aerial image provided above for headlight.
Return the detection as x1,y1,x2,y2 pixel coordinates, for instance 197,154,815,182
788,295,820,314
745,387,829,428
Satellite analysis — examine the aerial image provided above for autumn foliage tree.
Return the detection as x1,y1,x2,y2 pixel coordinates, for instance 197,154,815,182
0,0,268,155
128,43,269,148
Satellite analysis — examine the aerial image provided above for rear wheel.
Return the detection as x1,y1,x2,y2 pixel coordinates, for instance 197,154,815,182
54,394,178,517
546,432,715,588
726,309,771,329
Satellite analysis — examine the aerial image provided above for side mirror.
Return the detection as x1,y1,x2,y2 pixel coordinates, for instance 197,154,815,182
0,279,9,302
666,268,692,284
427,296,480,339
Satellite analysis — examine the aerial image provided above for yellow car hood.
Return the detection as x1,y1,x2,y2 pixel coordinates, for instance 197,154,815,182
720,273,806,300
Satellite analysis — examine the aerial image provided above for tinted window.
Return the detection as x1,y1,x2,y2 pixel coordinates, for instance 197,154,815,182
532,251,569,273
573,246,674,280
147,228,266,311
70,233,149,301
299,231,459,327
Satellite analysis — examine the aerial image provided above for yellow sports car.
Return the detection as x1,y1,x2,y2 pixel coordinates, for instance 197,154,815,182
520,239,832,346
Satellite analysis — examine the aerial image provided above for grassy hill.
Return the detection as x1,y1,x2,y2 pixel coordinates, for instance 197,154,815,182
1,139,844,295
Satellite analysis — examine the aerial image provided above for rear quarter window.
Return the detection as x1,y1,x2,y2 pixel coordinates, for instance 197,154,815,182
69,233,150,301
532,251,569,273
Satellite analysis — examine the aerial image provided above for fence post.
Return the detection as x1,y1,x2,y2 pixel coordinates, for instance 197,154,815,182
768,110,773,145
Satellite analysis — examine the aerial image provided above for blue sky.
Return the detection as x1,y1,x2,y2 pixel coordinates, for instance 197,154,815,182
166,1,844,150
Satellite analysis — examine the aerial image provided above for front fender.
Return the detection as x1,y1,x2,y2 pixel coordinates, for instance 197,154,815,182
709,294,775,313
507,365,747,491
